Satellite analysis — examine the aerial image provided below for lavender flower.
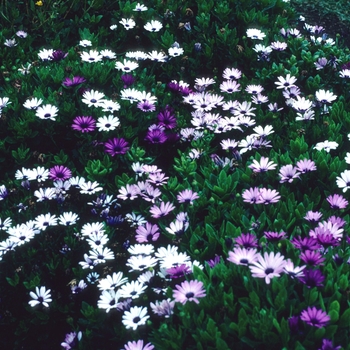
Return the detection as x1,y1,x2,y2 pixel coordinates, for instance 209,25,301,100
62,76,86,87
300,306,330,328
173,280,206,304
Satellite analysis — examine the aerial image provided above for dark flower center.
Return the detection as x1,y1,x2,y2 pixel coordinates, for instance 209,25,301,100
130,291,137,296
97,254,104,260
91,99,97,103
109,300,116,306
105,123,111,128
44,113,51,118
138,264,146,269
133,316,141,323
240,259,248,264
38,297,44,302
185,292,194,299
265,268,274,275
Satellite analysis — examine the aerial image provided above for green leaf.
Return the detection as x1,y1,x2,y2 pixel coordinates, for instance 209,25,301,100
6,273,19,287
339,308,350,327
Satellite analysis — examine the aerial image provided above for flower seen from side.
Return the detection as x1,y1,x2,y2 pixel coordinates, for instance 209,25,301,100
123,340,154,350
246,28,266,40
35,104,58,121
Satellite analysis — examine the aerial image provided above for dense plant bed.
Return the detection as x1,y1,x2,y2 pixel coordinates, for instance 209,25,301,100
0,1,349,349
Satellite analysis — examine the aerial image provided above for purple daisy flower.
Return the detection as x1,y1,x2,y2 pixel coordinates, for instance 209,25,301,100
300,250,325,266
49,165,72,181
256,188,281,204
72,116,96,133
121,74,135,88
173,280,206,304
290,236,320,251
319,339,341,350
122,340,154,350
304,211,323,222
298,268,325,288
135,223,160,243
166,264,191,278
149,202,175,218
264,231,287,241
288,315,301,334
206,255,221,268
105,138,130,156
326,194,348,209
137,101,156,112
145,129,167,144
316,233,340,248
234,233,259,248
51,50,68,61
62,76,86,88
157,108,177,129
296,159,317,173
176,189,200,204
300,306,330,328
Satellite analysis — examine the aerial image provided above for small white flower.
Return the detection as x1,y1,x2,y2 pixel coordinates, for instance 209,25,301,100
79,40,92,47
144,20,163,32
29,286,52,307
314,140,339,153
246,28,266,40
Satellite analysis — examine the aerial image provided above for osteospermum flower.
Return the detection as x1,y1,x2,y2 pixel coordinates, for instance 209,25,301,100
104,138,130,156
173,280,206,304
144,20,163,32
97,290,121,313
336,170,350,192
49,165,72,181
246,28,266,40
119,18,136,30
227,247,259,265
249,251,286,284
122,306,150,330
28,286,52,307
123,340,154,350
327,194,348,209
274,74,297,89
80,50,103,63
35,104,59,121
62,76,86,87
315,89,337,104
314,140,339,153
279,164,300,183
71,116,96,133
61,332,82,350
177,189,200,204
300,307,330,328
23,97,43,110
257,188,281,204
248,157,277,173
82,90,105,107
115,59,139,72
96,115,120,132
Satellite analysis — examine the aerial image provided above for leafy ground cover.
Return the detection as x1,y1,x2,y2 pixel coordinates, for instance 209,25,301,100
0,0,349,349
